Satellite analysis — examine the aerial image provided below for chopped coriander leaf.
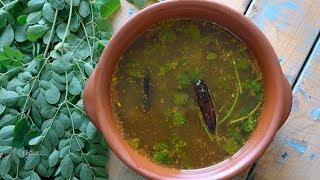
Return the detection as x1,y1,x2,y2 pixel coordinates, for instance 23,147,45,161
177,68,203,89
159,29,177,43
152,142,174,164
173,92,188,105
171,137,187,151
159,62,178,76
206,52,218,61
226,127,244,145
153,151,174,165
222,138,238,154
124,62,142,79
183,24,201,40
128,137,140,149
244,79,263,95
177,72,191,89
153,142,169,151
171,111,187,126
242,116,256,133
236,57,251,70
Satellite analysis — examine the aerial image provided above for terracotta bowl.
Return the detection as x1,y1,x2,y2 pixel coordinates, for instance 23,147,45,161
83,0,292,179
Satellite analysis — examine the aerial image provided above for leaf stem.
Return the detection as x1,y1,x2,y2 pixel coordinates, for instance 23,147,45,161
44,9,59,58
229,101,262,125
60,0,73,47
233,61,242,94
218,85,239,125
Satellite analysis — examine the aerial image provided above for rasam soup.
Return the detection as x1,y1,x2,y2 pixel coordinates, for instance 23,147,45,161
111,19,263,169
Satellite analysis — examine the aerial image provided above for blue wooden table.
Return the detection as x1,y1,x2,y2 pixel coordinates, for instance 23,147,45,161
109,0,320,179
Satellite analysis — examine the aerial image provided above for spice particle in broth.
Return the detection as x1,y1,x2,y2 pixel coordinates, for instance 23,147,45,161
111,19,263,169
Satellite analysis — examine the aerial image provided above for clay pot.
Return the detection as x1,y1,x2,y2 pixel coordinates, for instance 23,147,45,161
83,0,292,179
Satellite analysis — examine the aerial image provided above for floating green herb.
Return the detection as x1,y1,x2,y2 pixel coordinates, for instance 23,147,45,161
152,142,173,165
159,62,178,76
206,52,218,61
222,138,238,154
170,111,187,126
177,68,203,89
129,137,140,149
173,92,188,106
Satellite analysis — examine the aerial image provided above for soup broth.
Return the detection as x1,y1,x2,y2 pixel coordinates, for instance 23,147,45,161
111,19,263,169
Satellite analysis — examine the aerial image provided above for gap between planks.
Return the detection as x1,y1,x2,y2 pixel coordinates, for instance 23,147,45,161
292,31,320,92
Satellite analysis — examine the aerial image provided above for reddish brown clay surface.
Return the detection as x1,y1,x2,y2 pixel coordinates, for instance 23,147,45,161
83,0,293,179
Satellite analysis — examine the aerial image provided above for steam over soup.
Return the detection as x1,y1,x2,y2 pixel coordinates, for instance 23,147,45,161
111,19,263,169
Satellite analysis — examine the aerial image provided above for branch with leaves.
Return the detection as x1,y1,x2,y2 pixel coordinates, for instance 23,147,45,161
0,0,120,179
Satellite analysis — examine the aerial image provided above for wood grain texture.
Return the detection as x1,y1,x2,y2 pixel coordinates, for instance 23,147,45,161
111,0,251,32
254,38,320,179
246,0,320,85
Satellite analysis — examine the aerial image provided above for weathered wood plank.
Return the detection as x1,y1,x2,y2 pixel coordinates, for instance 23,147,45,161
215,0,251,13
254,38,320,179
246,0,320,85
245,0,320,178
112,0,251,32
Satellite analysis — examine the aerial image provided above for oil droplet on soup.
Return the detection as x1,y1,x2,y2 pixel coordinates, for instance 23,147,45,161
111,19,263,169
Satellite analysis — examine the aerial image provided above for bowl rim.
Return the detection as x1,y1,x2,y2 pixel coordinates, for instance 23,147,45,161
91,0,287,179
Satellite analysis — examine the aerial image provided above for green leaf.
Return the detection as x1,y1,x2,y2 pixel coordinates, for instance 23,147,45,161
48,0,65,10
79,0,90,18
0,24,14,49
28,172,41,180
27,0,45,9
26,11,42,25
40,105,57,118
45,83,61,104
28,136,44,145
14,118,29,139
0,155,11,175
241,116,256,133
58,113,70,129
49,149,60,167
171,112,187,126
80,164,93,180
27,24,49,41
86,122,97,139
173,92,188,106
87,154,108,167
84,62,94,76
14,24,28,42
69,77,82,95
71,111,83,129
222,138,238,154
0,146,12,153
60,155,74,178
17,15,27,25
207,52,218,61
0,46,23,69
0,114,18,127
96,0,121,18
24,131,39,147
66,0,81,6
25,154,40,170
0,103,5,114
70,14,80,32
0,125,15,139
43,3,55,22
133,0,147,9
56,22,69,40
